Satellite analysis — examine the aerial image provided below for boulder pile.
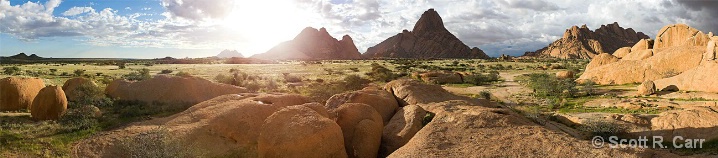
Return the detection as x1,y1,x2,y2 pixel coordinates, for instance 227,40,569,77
578,24,712,85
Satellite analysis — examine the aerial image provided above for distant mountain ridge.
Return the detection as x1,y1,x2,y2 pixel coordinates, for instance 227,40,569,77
362,9,489,59
523,22,650,59
251,27,362,60
216,50,244,58
5,53,43,59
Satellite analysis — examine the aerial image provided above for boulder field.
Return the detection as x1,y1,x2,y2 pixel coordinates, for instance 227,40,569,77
73,78,675,157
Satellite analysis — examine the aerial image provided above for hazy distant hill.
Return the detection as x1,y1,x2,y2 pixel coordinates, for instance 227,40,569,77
251,27,362,60
216,50,244,58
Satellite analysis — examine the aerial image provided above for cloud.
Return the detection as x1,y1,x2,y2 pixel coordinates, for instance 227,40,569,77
62,7,94,16
161,0,236,21
124,7,131,10
496,0,560,11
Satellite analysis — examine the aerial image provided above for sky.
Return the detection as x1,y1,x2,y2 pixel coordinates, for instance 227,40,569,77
0,0,717,58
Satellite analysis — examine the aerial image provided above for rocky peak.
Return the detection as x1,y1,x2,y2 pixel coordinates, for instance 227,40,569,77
412,8,448,35
527,22,650,59
253,27,361,60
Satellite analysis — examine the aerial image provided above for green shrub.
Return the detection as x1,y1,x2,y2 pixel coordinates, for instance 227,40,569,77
68,82,107,107
479,90,491,100
159,69,173,74
175,71,192,77
366,63,398,82
282,73,302,83
524,73,577,98
463,71,500,86
123,68,151,81
73,69,86,77
422,112,435,126
342,74,371,90
117,63,126,69
2,66,22,75
578,119,628,138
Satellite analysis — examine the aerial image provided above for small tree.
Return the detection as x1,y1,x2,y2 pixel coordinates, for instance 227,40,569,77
123,68,151,81
117,62,127,69
366,63,397,82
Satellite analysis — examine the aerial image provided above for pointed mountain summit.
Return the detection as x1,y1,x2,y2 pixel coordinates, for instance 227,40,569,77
216,50,244,58
251,27,362,60
362,9,489,59
524,22,650,59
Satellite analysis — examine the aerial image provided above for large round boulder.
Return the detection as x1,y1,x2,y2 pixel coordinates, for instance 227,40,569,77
555,71,575,79
334,103,383,158
636,80,656,96
62,77,99,101
258,105,347,158
584,53,619,71
612,47,632,58
380,105,427,157
105,75,247,104
31,86,68,120
325,87,399,123
384,79,492,107
0,77,44,111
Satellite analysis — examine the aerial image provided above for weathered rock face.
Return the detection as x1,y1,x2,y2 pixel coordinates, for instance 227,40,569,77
334,103,383,158
578,46,705,84
31,86,68,121
637,80,656,96
654,24,711,49
555,71,575,79
362,9,489,59
325,87,399,123
388,100,660,157
524,22,650,59
384,79,492,107
0,77,44,111
584,53,619,71
654,61,718,92
62,77,98,101
419,71,463,84
380,105,426,157
105,75,247,104
252,27,362,60
622,49,654,60
258,105,347,158
631,39,654,52
73,93,314,157
612,47,632,58
651,106,718,142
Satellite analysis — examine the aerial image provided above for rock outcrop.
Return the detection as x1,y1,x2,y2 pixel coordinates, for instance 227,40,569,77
325,87,399,123
637,80,656,96
334,103,383,158
105,75,247,104
524,22,649,59
380,105,426,157
252,27,362,60
384,79,492,107
579,24,713,85
555,71,575,79
584,53,620,71
362,9,489,59
73,93,317,157
62,77,98,101
0,77,44,111
31,86,68,120
258,104,347,157
651,106,718,142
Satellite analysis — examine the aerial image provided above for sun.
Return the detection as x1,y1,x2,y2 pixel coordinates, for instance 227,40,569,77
221,0,317,56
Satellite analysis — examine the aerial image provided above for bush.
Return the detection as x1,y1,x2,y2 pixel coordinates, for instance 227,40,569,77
68,82,107,107
175,71,192,77
115,127,201,158
159,69,173,74
342,74,371,90
73,69,86,77
123,68,152,81
524,73,576,98
3,66,23,75
282,73,302,83
117,63,127,69
479,90,491,100
578,119,628,138
463,71,500,86
366,63,398,82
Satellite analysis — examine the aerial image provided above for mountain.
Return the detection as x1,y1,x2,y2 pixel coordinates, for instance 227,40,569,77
251,27,362,60
216,50,244,58
6,53,42,59
523,22,650,59
362,9,490,59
